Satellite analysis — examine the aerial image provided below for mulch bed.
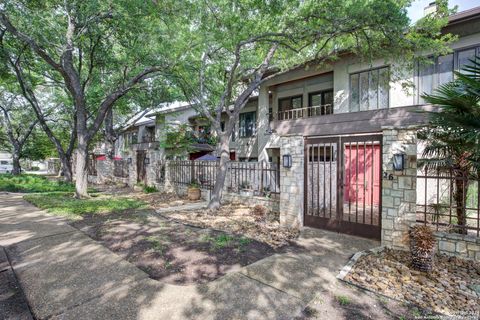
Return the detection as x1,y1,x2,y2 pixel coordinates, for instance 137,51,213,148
160,202,300,248
70,209,283,285
344,248,480,316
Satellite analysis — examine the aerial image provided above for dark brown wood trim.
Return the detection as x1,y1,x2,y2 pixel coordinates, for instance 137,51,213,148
275,105,430,137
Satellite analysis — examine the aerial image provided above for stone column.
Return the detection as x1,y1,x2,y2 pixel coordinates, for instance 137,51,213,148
164,160,174,193
279,135,304,228
381,126,418,250
97,157,113,184
128,150,137,187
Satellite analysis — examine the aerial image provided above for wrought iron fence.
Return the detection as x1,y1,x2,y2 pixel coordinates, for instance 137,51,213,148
167,160,280,198
168,160,219,190
113,159,129,178
416,168,480,237
227,161,280,198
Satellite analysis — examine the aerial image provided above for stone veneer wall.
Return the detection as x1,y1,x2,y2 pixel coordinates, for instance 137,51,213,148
96,158,113,184
434,232,480,261
279,135,304,228
223,193,280,213
381,126,418,250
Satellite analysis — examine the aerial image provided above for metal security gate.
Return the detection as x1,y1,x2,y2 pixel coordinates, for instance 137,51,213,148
304,134,382,239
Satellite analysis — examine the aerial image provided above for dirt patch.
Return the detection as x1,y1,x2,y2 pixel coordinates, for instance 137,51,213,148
160,202,299,248
93,185,202,209
70,209,281,285
134,192,203,209
344,248,480,316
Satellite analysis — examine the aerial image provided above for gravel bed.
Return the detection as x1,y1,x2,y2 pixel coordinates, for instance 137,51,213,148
344,248,480,316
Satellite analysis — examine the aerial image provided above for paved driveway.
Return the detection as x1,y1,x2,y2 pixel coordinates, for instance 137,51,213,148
0,193,411,319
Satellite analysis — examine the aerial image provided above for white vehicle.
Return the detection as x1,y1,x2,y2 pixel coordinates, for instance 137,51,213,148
0,159,13,174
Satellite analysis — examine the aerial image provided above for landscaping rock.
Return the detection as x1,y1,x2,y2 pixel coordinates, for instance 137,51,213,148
343,248,480,316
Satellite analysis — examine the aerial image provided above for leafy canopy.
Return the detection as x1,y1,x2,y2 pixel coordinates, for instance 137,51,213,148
175,0,454,113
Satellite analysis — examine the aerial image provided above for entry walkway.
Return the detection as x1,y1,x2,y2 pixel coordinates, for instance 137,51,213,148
0,193,409,319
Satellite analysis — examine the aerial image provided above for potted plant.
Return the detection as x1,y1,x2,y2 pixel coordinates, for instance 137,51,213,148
410,225,436,272
187,180,201,200
239,181,253,197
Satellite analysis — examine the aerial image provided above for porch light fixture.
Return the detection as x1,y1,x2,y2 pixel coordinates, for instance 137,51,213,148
127,157,132,164
393,153,405,171
282,154,292,168
144,157,150,165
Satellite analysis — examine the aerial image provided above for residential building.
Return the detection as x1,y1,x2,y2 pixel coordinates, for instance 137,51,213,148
245,5,480,252
87,6,480,260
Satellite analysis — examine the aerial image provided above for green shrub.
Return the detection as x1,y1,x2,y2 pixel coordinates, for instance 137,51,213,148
143,185,158,193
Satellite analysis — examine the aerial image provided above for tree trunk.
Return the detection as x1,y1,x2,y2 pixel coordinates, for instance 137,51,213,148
208,135,230,210
74,135,89,198
60,154,73,182
105,108,116,158
454,177,468,234
11,150,21,175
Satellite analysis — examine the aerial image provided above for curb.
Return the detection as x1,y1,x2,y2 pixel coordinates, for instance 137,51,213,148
336,246,384,280
1,246,35,320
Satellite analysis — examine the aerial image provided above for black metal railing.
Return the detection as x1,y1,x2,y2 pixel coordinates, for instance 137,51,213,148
416,168,480,237
167,160,280,198
168,160,219,190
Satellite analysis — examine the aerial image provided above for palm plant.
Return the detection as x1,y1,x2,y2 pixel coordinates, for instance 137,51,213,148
419,56,480,234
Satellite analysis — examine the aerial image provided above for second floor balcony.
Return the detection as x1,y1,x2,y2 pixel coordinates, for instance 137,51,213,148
277,104,333,121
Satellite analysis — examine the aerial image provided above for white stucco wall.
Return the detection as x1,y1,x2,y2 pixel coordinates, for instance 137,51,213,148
227,100,259,159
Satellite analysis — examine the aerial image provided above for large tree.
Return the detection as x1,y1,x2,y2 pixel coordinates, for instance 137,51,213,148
0,33,77,181
0,92,38,174
0,0,178,197
177,0,454,209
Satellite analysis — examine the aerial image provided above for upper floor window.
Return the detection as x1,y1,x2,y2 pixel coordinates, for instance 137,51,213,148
278,95,303,120
350,67,389,112
416,46,480,103
239,111,256,138
143,126,156,143
278,95,303,112
457,47,479,72
417,54,453,103
124,131,138,147
309,90,334,115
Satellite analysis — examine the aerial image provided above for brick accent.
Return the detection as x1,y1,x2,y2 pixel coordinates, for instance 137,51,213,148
381,127,418,250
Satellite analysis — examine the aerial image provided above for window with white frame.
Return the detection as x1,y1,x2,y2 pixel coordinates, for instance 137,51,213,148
239,111,256,138
350,67,389,112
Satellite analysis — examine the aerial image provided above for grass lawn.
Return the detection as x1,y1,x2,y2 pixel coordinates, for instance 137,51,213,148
24,192,147,219
0,174,75,193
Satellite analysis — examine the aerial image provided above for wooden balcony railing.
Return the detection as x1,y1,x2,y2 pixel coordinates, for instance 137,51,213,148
277,104,333,121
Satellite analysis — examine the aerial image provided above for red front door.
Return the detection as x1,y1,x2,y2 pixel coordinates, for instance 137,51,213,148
344,143,380,206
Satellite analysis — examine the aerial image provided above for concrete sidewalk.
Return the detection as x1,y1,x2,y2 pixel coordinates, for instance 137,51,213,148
0,193,408,319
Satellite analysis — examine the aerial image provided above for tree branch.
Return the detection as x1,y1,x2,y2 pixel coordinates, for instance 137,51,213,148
0,12,65,76
87,66,163,140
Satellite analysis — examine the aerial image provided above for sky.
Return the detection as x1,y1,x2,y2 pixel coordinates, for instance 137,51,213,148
407,0,480,22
